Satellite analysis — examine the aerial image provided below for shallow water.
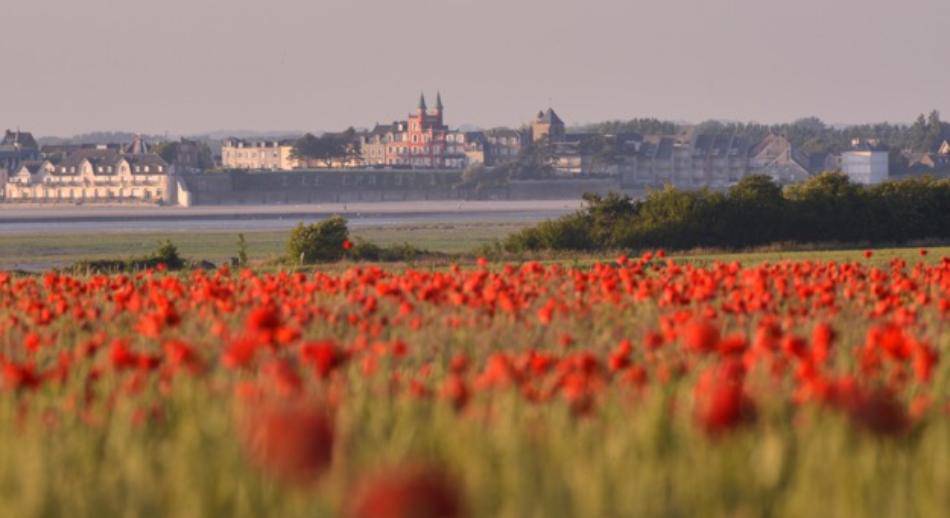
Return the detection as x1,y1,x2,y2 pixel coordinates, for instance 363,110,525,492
0,200,581,234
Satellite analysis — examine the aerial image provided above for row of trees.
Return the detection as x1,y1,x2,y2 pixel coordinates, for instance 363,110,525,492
502,173,950,253
576,111,949,157
577,118,680,137
291,128,360,165
153,141,215,170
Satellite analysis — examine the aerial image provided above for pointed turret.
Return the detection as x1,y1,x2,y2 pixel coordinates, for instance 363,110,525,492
418,92,427,112
435,91,444,112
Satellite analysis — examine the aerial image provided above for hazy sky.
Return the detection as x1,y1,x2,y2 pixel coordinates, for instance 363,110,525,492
2,0,948,136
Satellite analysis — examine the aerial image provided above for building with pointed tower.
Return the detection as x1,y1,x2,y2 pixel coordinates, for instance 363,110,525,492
0,129,40,173
403,92,450,167
359,92,471,169
531,108,566,143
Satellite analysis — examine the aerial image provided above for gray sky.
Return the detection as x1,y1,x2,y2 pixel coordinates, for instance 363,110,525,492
2,0,947,137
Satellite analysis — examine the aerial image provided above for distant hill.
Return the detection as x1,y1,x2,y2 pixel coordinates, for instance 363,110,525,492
37,132,165,146
37,130,311,146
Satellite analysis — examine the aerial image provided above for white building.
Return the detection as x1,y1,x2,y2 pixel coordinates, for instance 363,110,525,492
840,139,889,185
221,138,298,170
4,149,173,204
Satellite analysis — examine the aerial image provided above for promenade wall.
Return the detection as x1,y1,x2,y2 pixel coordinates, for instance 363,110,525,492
177,170,635,206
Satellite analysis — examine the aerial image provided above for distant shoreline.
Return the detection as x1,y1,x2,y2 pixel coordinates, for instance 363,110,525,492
0,200,582,233
0,199,581,220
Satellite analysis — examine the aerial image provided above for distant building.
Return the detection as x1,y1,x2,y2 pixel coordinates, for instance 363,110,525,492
123,134,151,155
621,133,753,187
483,128,526,165
748,134,812,183
0,129,40,173
524,108,820,185
403,92,449,168
459,132,487,166
161,138,205,173
4,148,172,204
550,134,588,175
938,139,950,156
221,138,298,170
806,152,840,175
905,152,950,175
840,139,889,184
531,108,566,143
360,122,405,167
358,93,473,169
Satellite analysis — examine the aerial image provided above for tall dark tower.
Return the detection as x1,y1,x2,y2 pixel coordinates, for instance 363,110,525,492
434,91,444,124
417,92,427,115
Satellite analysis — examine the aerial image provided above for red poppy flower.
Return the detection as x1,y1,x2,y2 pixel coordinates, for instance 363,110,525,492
348,464,463,518
240,403,334,484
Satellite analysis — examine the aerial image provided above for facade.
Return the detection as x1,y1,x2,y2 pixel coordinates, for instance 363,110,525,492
162,138,205,173
483,128,526,165
403,93,449,168
840,139,889,184
4,148,172,204
621,133,818,187
906,152,950,174
550,134,588,175
620,134,751,187
441,130,475,169
0,130,40,173
748,134,812,183
459,132,487,166
526,108,817,186
938,139,950,156
221,138,298,170
359,93,473,169
360,123,403,167
358,95,530,170
531,108,566,143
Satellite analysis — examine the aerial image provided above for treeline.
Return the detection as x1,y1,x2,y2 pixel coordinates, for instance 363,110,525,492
575,118,680,137
291,129,360,163
575,111,949,156
500,173,950,253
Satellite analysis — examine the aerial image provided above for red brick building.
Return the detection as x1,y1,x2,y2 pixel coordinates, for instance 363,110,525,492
402,92,449,168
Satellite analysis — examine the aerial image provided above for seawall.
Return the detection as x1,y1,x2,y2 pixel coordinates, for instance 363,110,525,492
177,170,638,206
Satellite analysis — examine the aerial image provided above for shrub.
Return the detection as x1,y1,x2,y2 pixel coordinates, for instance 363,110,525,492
71,240,185,273
237,234,249,267
287,216,349,264
150,240,185,270
501,173,950,253
349,239,430,262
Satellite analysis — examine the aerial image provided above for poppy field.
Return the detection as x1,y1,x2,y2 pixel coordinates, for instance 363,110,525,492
0,250,947,517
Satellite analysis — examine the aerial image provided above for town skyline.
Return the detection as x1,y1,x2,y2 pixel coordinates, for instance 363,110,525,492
1,0,947,136
9,91,950,141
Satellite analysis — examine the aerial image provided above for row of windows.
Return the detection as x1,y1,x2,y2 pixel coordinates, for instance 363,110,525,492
225,151,280,159
8,188,162,198
54,164,164,174
385,146,440,155
11,177,162,186
487,137,521,145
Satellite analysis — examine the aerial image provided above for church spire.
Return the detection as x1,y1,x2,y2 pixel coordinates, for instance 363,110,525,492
435,91,443,112
418,92,427,112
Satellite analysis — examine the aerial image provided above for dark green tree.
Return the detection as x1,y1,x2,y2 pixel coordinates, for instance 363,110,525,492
236,233,249,267
292,129,360,166
286,216,350,264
